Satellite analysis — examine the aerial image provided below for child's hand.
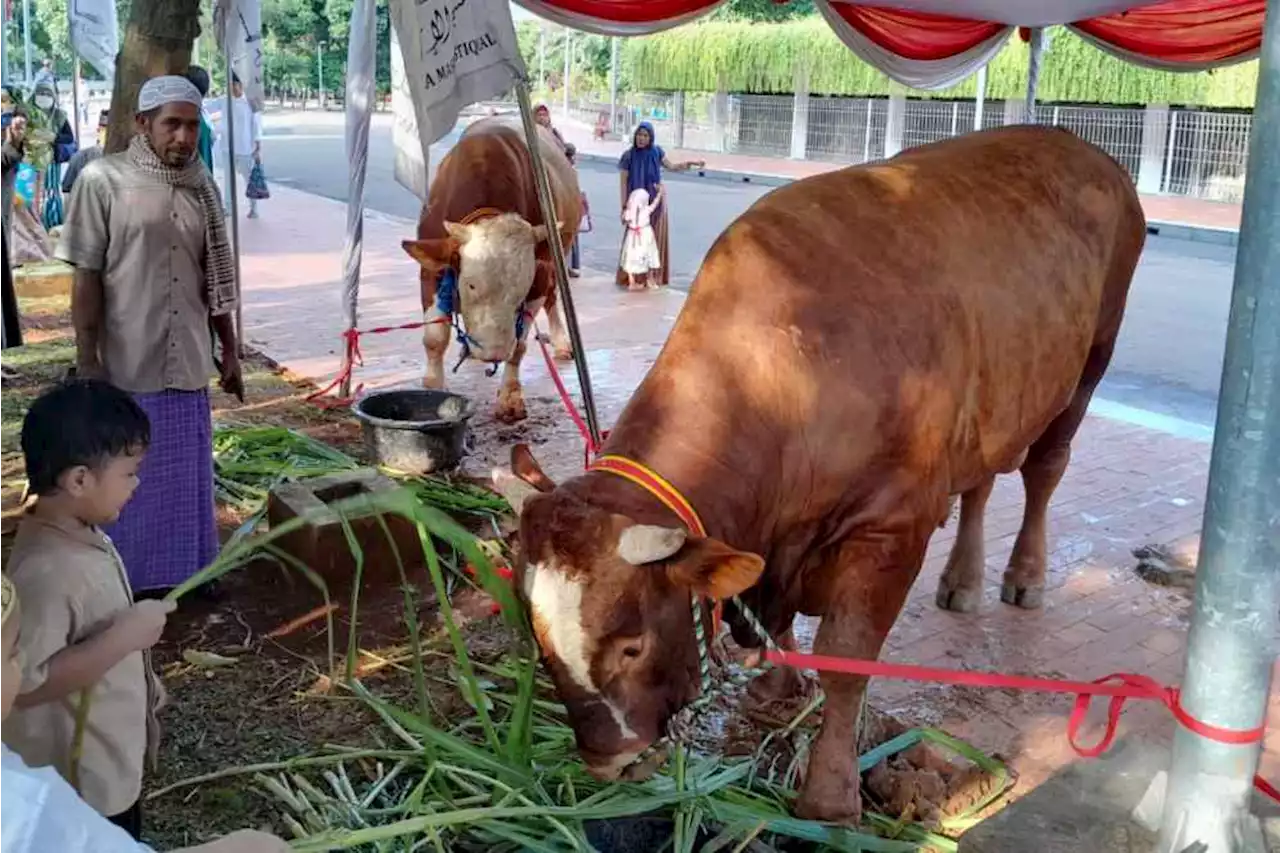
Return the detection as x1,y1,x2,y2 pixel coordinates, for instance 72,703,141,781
181,829,292,853
111,599,177,653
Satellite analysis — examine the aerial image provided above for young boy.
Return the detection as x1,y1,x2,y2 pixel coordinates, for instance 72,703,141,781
1,577,291,852
4,378,174,839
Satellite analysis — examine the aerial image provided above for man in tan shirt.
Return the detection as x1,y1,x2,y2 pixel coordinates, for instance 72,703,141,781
56,74,244,593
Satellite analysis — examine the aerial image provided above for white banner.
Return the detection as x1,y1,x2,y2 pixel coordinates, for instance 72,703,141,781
389,0,524,174
68,0,119,79
390,23,429,201
213,0,265,111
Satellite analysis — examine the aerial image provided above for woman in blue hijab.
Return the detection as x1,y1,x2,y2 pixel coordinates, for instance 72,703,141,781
616,122,702,287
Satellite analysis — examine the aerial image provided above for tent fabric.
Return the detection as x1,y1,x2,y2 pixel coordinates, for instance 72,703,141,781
517,0,1264,88
816,3,1012,90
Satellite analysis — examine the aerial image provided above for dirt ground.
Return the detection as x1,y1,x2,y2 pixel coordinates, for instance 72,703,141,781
2,291,1006,849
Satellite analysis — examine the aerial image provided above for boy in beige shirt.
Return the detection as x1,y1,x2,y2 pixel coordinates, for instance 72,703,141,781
3,378,176,839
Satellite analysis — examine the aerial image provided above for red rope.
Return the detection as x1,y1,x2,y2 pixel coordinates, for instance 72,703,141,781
765,649,1278,802
306,321,435,409
532,323,608,467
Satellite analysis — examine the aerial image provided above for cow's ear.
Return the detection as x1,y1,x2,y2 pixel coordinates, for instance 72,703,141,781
402,238,459,269
491,468,541,515
512,443,556,492
668,538,765,600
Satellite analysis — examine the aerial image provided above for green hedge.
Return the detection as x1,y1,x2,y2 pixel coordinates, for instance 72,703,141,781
623,19,1259,108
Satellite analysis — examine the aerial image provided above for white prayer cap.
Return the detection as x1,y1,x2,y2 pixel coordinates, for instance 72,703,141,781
137,75,203,113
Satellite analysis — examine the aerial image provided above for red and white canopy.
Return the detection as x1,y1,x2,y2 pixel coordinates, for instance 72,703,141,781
514,0,1265,89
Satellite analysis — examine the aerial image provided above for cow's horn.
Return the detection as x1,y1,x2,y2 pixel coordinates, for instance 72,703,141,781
618,525,687,566
492,468,540,515
443,221,472,244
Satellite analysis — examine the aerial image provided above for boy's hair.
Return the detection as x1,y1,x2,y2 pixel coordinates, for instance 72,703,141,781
21,379,151,496
186,65,211,98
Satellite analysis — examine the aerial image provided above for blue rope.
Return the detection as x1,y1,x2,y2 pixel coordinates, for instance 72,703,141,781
435,268,528,377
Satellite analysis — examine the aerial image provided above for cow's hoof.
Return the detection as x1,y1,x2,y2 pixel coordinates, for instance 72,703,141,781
1000,581,1044,610
935,583,981,613
422,376,445,391
795,786,862,826
553,346,574,362
495,391,528,423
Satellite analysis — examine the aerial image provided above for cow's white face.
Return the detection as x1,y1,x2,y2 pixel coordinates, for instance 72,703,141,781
445,214,550,363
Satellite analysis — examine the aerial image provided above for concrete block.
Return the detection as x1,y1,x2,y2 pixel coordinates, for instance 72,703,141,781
266,468,423,588
13,260,74,300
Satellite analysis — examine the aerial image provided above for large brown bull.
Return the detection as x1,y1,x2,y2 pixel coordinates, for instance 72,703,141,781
493,126,1146,823
402,118,582,423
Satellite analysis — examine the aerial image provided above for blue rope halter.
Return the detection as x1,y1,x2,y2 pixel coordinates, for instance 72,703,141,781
435,268,528,378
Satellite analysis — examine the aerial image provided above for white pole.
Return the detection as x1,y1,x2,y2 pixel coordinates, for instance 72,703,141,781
338,0,375,398
537,26,545,89
609,36,619,134
222,39,244,356
974,65,987,132
562,29,571,116
1,0,9,85
22,0,33,84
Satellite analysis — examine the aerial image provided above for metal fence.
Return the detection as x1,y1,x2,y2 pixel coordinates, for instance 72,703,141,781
570,90,1253,203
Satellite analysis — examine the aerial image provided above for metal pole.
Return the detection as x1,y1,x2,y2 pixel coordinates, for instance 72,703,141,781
973,65,986,131
71,58,81,145
1162,111,1179,195
609,36,619,135
1158,0,1280,849
223,38,245,358
22,0,32,84
514,78,602,448
1025,27,1044,124
562,29,571,117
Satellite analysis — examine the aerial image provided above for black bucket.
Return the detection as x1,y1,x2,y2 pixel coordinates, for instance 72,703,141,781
352,389,474,475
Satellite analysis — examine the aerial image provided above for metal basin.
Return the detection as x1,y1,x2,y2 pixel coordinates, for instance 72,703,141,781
352,389,474,475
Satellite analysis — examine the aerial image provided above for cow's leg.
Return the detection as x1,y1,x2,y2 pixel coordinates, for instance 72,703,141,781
744,626,814,706
422,316,451,390
796,525,933,824
935,474,996,613
494,339,529,423
1003,342,1113,609
543,299,574,362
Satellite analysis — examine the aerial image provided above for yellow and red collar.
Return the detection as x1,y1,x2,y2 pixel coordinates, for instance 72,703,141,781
588,454,723,634
589,455,706,537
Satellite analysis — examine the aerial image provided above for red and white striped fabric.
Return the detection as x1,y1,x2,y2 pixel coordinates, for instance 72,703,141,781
512,0,1265,87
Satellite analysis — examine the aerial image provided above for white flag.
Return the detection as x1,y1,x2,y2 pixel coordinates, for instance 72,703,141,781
213,0,266,111
68,0,119,79
388,0,525,192
391,23,429,200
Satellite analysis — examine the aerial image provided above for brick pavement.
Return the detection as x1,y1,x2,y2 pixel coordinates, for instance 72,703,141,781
236,183,1275,805
548,113,1245,232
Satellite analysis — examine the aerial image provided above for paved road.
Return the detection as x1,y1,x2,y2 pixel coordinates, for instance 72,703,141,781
257,111,1236,433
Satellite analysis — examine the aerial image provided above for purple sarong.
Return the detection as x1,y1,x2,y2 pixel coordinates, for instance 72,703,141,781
105,389,219,591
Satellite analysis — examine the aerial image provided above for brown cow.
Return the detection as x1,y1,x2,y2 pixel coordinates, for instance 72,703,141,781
402,118,582,423
492,126,1146,823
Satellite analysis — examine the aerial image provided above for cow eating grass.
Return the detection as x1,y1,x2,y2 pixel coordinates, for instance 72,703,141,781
493,126,1145,825
403,118,581,423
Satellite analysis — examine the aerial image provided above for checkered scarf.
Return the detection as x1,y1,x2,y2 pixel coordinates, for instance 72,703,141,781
128,135,237,316
2,575,15,635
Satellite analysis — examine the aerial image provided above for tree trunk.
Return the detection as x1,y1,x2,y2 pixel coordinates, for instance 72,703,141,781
105,0,203,154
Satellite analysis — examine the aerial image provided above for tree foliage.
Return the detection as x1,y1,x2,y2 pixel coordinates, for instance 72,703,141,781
623,19,1260,108
711,0,816,22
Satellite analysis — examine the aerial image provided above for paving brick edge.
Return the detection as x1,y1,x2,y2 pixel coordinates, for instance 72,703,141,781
576,151,1240,247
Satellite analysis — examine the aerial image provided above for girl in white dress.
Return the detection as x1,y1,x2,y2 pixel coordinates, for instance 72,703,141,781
620,186,665,291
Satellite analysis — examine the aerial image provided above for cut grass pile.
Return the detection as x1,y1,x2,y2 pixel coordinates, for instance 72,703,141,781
159,477,1012,852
